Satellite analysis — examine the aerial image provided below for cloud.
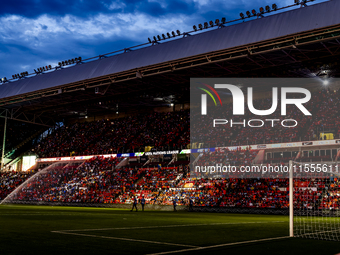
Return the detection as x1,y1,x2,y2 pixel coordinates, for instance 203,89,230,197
106,1,127,10
0,11,194,77
0,12,192,44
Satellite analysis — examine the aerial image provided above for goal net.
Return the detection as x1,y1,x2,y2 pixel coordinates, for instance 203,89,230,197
291,161,340,241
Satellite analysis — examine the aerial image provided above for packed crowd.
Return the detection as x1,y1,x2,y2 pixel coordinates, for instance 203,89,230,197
32,88,340,161
11,156,129,203
0,171,34,200
192,88,340,147
2,154,337,210
35,111,189,158
195,148,258,166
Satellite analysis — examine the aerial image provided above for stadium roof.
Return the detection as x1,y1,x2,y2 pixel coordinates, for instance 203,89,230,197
1,0,340,100
1,0,340,126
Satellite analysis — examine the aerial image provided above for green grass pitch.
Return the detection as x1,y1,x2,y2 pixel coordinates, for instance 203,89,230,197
0,205,339,255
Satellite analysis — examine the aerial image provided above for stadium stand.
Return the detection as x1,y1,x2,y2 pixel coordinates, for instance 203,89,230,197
27,88,340,163
192,88,340,148
1,154,290,209
3,150,340,212
35,111,189,158
0,171,34,200
2,87,340,210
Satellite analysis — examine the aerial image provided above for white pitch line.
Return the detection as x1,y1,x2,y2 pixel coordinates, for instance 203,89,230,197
55,221,285,232
146,236,291,255
0,214,96,216
0,213,136,216
51,231,199,248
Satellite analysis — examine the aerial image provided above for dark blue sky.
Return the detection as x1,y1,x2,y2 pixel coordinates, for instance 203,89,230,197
0,0,328,79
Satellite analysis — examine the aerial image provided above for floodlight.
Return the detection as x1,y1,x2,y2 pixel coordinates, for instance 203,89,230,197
157,35,161,40
215,19,219,25
153,36,157,41
259,7,264,13
171,31,175,37
252,9,256,15
265,5,270,12
193,25,197,31
246,11,251,17
162,34,166,39
167,32,171,38
272,3,277,10
198,24,203,29
240,13,245,19
209,20,213,27
204,22,208,28
148,37,152,43
221,17,226,23
176,30,180,35
295,0,300,4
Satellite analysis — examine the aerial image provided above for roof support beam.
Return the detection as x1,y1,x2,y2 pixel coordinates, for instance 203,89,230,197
0,108,54,127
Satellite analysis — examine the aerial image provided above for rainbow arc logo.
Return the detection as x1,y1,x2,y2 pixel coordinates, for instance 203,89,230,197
198,83,222,115
198,83,222,107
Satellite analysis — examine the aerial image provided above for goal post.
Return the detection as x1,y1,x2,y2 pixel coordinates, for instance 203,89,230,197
291,160,340,241
289,160,294,237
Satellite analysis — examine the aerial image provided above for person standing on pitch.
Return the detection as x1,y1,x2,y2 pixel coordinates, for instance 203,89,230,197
189,198,193,211
173,197,177,212
141,196,145,211
131,196,138,212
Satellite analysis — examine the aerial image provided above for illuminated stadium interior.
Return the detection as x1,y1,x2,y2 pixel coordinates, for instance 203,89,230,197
1,1,340,254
